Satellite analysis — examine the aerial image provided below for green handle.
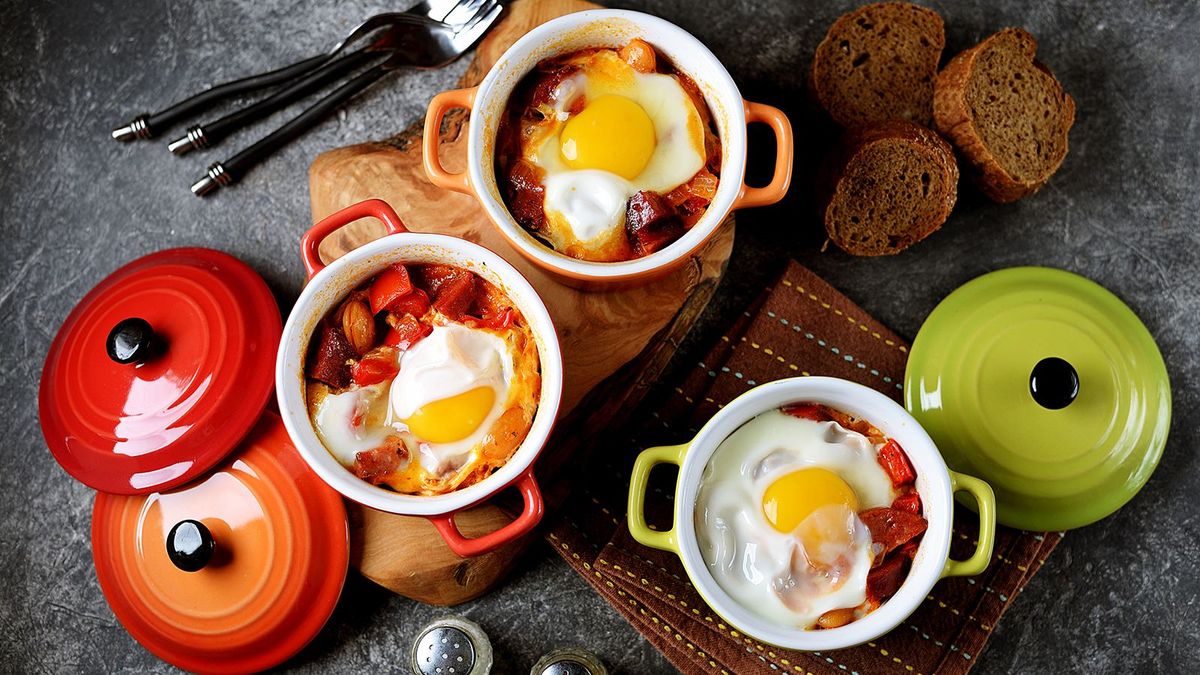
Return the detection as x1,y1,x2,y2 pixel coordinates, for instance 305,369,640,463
941,470,997,578
626,443,689,553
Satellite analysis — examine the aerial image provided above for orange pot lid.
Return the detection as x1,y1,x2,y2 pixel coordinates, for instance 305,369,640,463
92,412,349,674
39,248,281,495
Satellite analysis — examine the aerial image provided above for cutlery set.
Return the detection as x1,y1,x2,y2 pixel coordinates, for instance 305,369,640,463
111,0,503,196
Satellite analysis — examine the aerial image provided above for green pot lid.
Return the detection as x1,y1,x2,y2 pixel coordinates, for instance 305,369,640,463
905,267,1171,531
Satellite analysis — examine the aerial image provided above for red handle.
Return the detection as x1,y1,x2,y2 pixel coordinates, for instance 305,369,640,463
300,198,408,280
430,470,544,558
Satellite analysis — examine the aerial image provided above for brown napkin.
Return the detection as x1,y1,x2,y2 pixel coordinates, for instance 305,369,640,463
545,260,1061,674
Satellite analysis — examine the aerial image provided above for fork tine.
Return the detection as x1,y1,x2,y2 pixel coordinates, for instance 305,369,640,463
454,0,499,35
442,0,489,27
453,3,502,48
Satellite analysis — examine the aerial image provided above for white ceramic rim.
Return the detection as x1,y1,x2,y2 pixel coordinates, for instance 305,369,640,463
673,377,955,651
276,232,564,517
467,9,748,279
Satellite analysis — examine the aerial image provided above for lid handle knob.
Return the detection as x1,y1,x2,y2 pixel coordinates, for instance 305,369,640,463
166,519,215,572
106,318,163,365
1030,357,1079,410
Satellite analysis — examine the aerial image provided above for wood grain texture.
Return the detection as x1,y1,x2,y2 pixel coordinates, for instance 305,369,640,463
307,0,733,605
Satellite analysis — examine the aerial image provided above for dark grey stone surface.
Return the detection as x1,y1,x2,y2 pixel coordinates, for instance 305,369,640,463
1,0,1196,673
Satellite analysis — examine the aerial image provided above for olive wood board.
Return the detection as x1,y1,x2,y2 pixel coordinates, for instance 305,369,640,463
307,0,733,606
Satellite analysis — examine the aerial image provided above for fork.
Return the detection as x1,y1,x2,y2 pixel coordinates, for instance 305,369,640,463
165,1,493,156
110,10,465,143
189,1,502,197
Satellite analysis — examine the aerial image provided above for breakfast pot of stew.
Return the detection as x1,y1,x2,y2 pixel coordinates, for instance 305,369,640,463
277,199,564,557
423,9,793,287
627,377,996,651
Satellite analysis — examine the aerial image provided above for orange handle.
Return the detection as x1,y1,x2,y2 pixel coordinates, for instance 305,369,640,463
301,199,408,280
734,100,793,209
430,470,545,558
422,87,478,195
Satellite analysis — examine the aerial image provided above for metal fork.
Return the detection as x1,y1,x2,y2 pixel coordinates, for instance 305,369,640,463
165,0,493,155
189,1,502,197
110,1,486,143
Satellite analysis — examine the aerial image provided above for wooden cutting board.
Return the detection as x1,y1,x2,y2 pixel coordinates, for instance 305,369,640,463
307,0,734,605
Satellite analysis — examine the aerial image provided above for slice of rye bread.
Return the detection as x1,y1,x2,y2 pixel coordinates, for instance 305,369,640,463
821,120,959,256
934,28,1076,203
811,2,945,129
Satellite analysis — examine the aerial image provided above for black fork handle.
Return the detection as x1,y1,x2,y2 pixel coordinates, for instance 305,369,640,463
168,49,381,154
190,62,392,196
113,53,328,140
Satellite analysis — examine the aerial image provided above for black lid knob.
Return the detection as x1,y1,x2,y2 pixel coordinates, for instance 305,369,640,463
1030,357,1079,410
106,318,163,365
166,520,215,572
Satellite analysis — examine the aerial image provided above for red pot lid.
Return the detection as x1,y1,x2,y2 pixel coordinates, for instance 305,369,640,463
92,411,349,674
39,248,281,494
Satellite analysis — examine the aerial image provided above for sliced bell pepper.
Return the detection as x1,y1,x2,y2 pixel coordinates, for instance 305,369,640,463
891,492,923,515
781,402,831,422
389,288,430,319
472,307,515,331
350,347,400,387
877,439,917,487
368,264,413,315
383,314,432,350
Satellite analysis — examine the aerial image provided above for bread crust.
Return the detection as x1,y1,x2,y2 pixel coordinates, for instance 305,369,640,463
811,2,945,129
933,28,1076,203
821,120,959,256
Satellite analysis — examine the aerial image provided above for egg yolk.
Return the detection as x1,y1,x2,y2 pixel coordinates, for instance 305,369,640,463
762,468,860,534
402,386,495,444
560,95,656,180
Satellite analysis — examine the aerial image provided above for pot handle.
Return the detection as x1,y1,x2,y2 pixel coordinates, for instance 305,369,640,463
300,199,408,280
430,469,544,558
627,443,689,554
941,470,997,578
733,100,793,210
422,87,477,196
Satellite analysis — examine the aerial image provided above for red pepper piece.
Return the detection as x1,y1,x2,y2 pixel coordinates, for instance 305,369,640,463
383,314,432,350
781,402,831,422
472,307,515,331
877,439,917,487
858,507,928,560
307,321,356,389
891,492,923,515
433,272,476,321
418,264,463,296
390,288,430,319
368,264,414,315
866,552,910,603
350,347,400,386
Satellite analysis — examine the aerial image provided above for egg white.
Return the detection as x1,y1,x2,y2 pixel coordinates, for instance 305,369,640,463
390,322,514,476
694,409,895,628
527,50,706,253
311,322,515,481
312,381,395,467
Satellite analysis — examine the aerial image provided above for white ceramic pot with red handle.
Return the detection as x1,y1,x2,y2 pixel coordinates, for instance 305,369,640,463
276,199,564,557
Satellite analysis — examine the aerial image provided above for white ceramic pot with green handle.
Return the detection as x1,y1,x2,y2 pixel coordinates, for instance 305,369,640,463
627,376,995,651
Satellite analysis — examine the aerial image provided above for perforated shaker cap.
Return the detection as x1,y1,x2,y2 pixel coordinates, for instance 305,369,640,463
531,648,608,675
410,616,494,675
